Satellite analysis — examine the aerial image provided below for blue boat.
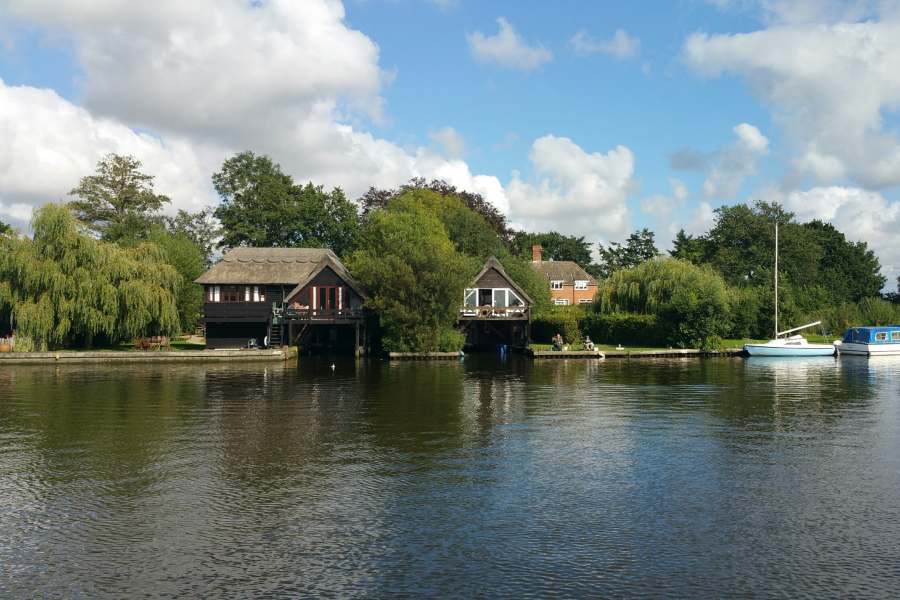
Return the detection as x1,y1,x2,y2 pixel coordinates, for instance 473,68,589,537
838,326,900,356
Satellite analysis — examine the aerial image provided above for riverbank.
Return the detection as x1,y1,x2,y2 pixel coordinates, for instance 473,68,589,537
0,346,297,365
528,347,744,359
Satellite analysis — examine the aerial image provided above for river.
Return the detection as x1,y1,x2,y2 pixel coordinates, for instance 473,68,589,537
1,355,899,598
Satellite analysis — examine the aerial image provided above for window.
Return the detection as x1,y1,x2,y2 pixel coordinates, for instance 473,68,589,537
876,332,888,341
574,280,588,290
550,280,564,290
464,288,477,307
893,331,900,341
578,299,592,304
221,285,242,303
554,298,569,306
206,285,221,302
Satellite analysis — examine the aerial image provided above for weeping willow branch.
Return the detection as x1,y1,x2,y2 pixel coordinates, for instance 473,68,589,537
0,205,180,349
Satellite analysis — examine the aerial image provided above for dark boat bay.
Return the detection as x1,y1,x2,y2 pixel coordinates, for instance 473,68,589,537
2,356,899,598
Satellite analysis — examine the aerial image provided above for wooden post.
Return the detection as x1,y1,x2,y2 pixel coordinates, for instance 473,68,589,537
354,321,360,357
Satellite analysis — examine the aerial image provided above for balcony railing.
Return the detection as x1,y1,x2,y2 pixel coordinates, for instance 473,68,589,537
277,307,364,321
459,305,530,319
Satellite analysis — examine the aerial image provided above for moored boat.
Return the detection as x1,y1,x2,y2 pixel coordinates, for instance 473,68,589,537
838,326,900,356
744,333,836,357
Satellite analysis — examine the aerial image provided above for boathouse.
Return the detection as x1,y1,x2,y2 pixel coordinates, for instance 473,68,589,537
459,257,532,350
195,248,366,353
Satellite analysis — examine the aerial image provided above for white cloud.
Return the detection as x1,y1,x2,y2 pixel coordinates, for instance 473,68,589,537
506,135,634,239
685,18,900,189
571,29,641,59
670,177,689,202
0,1,517,225
467,17,553,71
0,78,215,227
702,123,769,199
429,127,466,158
779,185,900,283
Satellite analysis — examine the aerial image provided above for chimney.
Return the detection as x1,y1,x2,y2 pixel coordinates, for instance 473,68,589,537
532,244,542,263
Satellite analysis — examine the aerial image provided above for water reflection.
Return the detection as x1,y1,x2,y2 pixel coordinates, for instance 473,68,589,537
1,357,899,597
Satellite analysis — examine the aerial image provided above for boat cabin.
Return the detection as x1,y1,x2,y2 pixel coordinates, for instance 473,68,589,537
840,326,900,356
195,248,366,353
459,257,531,350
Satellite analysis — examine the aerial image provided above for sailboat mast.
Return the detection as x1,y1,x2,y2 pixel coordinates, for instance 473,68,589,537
774,221,779,339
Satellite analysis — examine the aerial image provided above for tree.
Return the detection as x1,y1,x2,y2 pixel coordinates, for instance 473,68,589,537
147,228,206,334
165,209,221,266
358,177,511,241
596,258,731,349
213,151,359,255
801,220,885,302
670,230,707,264
0,205,180,349
596,228,659,279
68,154,170,242
0,220,11,236
511,231,593,266
347,201,471,352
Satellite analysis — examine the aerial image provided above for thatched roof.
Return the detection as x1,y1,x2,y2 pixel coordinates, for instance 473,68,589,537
195,248,340,285
470,257,533,305
530,260,596,286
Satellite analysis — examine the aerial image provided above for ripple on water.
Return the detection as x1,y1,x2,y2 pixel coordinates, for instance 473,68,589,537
0,357,899,597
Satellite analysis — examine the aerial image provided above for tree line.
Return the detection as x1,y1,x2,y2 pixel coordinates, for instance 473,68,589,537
1,150,898,351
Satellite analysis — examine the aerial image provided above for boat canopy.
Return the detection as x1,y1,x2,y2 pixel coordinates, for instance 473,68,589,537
842,326,900,344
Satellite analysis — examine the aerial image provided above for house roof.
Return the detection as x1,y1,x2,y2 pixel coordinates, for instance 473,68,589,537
195,247,343,285
470,257,533,305
285,254,367,302
530,260,596,286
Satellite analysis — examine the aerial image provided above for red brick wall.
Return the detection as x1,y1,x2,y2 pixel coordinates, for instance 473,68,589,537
550,285,597,305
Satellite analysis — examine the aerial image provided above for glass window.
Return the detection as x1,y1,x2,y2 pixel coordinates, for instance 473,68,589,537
493,289,508,307
578,299,592,304
551,280,564,290
574,280,588,290
464,289,477,307
221,285,242,302
875,332,887,341
509,290,524,307
893,331,900,341
554,298,569,306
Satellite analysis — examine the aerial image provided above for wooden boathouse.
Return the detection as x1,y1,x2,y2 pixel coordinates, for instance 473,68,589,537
195,248,366,354
459,257,532,350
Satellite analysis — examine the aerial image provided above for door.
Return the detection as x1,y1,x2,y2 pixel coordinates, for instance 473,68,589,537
314,286,342,314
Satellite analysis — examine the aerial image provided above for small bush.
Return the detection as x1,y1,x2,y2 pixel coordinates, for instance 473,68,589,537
437,328,466,352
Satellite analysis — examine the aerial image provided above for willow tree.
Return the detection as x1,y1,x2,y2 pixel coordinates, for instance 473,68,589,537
0,204,180,349
596,258,731,349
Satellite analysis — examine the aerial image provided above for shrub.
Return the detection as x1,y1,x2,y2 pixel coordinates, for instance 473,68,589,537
531,306,582,344
579,312,661,346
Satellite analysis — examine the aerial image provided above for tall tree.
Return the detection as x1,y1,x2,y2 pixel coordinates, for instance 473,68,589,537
0,220,11,236
511,231,593,266
0,205,179,349
164,209,221,266
596,228,658,279
147,228,206,334
213,151,359,255
347,201,471,352
68,154,170,242
670,230,707,264
358,177,511,241
801,220,885,302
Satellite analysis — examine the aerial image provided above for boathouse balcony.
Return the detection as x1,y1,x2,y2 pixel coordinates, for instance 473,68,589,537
459,305,530,320
277,306,364,324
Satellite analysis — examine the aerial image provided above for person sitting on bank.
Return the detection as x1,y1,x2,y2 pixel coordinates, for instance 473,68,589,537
584,336,595,351
552,333,564,351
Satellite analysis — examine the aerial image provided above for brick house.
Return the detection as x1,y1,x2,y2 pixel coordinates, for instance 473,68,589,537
529,245,597,306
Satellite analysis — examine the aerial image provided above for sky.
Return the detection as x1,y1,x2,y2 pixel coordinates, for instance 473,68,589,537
1,0,899,285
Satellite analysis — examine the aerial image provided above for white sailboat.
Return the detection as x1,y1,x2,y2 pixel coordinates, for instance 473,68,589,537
744,222,837,357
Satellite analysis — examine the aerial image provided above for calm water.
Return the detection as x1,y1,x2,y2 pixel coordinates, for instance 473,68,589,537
1,355,899,598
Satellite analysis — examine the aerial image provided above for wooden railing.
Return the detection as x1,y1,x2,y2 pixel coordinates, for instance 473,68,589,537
279,307,364,321
459,306,530,319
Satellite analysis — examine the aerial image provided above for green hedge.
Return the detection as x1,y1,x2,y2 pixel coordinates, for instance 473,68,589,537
579,312,662,346
531,306,582,344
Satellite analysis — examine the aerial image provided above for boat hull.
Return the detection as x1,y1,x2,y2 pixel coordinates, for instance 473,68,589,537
744,344,835,357
838,342,900,356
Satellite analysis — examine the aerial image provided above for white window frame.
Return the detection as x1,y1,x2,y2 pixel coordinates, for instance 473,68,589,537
209,285,220,302
554,298,569,306
550,280,564,290
578,299,592,304
574,280,588,290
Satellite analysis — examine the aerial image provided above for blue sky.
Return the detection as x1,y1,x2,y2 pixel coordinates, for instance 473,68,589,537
0,0,899,283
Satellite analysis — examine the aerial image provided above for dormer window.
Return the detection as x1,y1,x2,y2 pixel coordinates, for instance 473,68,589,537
550,280,564,290
574,280,588,290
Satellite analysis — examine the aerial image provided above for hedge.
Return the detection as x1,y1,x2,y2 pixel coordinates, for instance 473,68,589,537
579,312,662,346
